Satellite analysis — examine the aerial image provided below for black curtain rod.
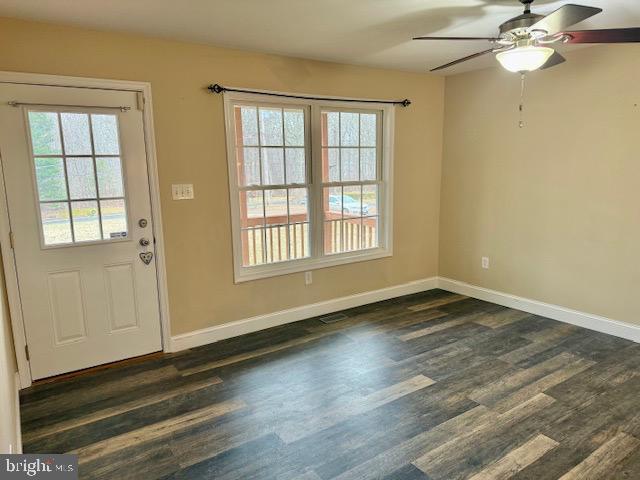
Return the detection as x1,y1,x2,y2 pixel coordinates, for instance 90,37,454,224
208,84,411,107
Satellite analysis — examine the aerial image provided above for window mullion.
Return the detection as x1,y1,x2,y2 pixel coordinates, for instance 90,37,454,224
239,183,303,191
377,110,383,182
285,188,291,261
357,112,361,184
87,114,105,241
255,108,264,187
253,107,267,264
261,189,268,264
321,180,378,188
310,103,324,261
280,108,287,186
378,110,385,248
335,113,342,253
56,112,75,243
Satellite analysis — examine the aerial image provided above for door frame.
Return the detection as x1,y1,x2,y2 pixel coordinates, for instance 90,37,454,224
0,71,172,388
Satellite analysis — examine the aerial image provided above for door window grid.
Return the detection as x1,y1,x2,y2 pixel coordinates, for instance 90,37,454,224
321,110,381,255
234,105,310,266
27,110,128,246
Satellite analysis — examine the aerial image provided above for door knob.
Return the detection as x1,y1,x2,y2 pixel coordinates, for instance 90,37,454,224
139,238,150,247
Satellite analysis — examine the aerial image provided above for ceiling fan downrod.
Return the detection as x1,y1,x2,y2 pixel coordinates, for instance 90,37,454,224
520,0,534,14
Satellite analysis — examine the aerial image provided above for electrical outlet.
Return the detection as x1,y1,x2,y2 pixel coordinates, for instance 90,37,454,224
304,271,313,285
172,184,194,200
482,257,490,269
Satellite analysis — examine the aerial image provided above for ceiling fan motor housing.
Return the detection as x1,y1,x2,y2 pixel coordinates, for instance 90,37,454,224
499,13,545,38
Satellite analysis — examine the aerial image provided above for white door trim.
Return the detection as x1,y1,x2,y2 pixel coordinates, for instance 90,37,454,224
0,71,171,388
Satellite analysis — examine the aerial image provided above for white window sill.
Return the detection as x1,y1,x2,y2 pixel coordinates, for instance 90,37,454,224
233,247,392,283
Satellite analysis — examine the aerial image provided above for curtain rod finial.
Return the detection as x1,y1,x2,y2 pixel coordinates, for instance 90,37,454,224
401,99,411,107
208,84,225,94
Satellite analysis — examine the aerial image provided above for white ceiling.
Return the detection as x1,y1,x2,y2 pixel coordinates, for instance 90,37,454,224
1,0,639,75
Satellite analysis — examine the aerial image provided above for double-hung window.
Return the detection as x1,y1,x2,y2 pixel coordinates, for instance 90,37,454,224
224,91,393,282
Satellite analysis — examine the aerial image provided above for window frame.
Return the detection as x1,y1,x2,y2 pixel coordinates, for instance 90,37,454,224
318,106,384,256
223,90,394,283
23,106,131,249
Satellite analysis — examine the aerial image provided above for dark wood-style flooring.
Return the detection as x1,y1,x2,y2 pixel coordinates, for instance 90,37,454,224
20,289,640,479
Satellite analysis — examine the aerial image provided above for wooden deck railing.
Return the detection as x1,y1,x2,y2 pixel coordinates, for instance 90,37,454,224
241,216,377,266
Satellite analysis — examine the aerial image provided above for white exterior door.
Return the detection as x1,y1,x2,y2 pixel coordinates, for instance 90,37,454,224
0,83,162,380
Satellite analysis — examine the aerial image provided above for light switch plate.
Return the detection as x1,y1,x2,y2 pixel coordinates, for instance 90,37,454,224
172,184,194,200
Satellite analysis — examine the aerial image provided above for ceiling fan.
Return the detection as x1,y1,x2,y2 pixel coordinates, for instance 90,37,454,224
414,0,640,73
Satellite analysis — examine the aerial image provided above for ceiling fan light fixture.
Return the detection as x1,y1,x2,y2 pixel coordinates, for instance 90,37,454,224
496,45,555,72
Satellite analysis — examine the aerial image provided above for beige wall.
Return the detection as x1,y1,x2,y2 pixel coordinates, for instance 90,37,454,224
0,17,444,335
440,44,640,325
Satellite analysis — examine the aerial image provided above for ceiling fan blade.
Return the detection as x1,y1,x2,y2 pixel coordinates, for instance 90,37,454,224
528,4,602,36
413,36,498,41
430,49,495,72
540,51,566,69
564,28,640,43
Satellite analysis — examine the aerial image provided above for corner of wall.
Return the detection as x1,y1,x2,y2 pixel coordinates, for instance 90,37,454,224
435,73,450,279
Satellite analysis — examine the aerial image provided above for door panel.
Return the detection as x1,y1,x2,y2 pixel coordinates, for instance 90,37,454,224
0,83,162,379
104,262,140,332
47,269,88,344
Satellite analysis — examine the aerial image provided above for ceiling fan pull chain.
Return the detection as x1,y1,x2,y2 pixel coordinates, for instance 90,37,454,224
519,72,526,128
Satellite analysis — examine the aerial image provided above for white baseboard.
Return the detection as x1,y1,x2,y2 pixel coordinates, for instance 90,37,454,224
170,277,439,351
170,275,640,353
438,277,640,343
